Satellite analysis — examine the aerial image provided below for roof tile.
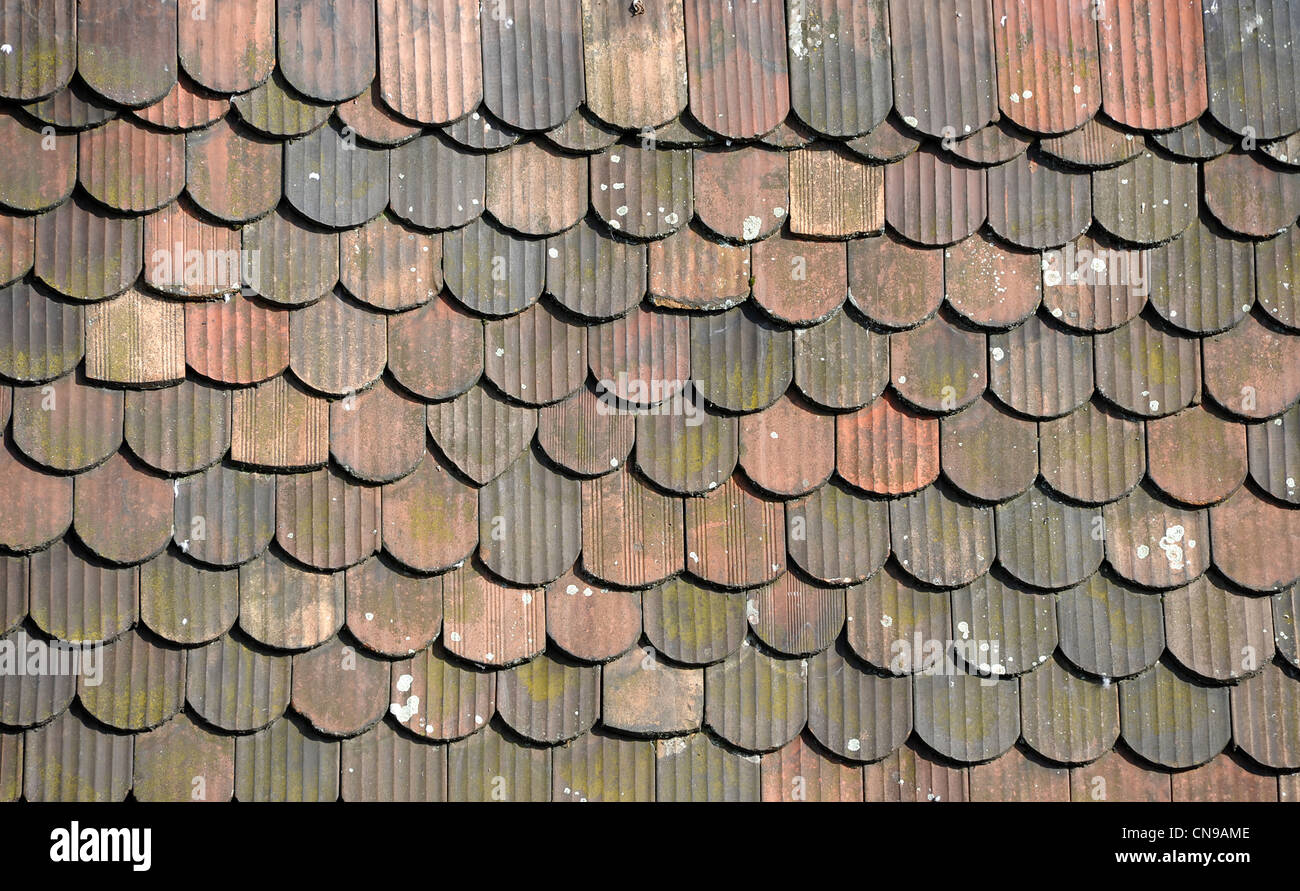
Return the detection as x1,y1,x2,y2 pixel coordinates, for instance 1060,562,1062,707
289,290,387,396
940,395,1038,503
889,311,986,412
185,631,291,732
231,68,333,138
1039,399,1144,504
836,391,939,496
1205,151,1300,239
949,120,1033,165
590,141,691,240
786,478,889,585
760,733,863,802
1209,483,1300,591
446,722,550,802
552,730,656,801
380,450,477,574
339,719,447,802
74,452,173,565
0,556,26,636
1170,750,1279,802
544,219,646,320
0,0,74,102
969,747,1071,801
1119,659,1230,769
28,540,136,643
275,465,381,571
589,304,691,404
184,117,282,224
1255,224,1300,330
581,0,686,130
787,145,883,240
291,634,389,737
343,556,443,658
0,211,36,287
862,741,968,801
1094,314,1199,418
22,707,132,801
480,0,584,131
1246,403,1300,504
1202,0,1300,140
11,372,122,473
682,0,789,139
1056,571,1166,679
78,116,185,213
389,642,494,740
0,111,75,213
443,217,545,317
887,0,996,138
329,378,426,483
1041,233,1148,332
1203,312,1300,419
996,483,1103,589
132,711,236,802
478,450,580,586
497,651,600,744
337,80,422,147
1146,405,1247,506
738,394,834,497
951,571,1058,675
387,295,483,401
884,145,987,246
648,224,750,310
83,289,185,387
601,643,704,735
1091,149,1198,245
78,627,185,731
427,382,536,484
1148,218,1253,335
635,405,739,496
441,563,545,667
277,0,374,102
748,572,844,656
35,195,142,302
142,200,242,299
792,307,889,410
485,139,587,237
642,577,747,666
1152,114,1235,160
750,233,849,328
1068,747,1171,801
943,231,1042,329
579,468,682,589
704,642,806,753
845,562,952,673
173,462,276,568
229,374,329,469
846,113,921,162
177,0,276,94
1096,0,1207,131
684,476,785,589
889,484,995,588
1231,660,1300,770
237,548,345,650
544,569,640,662
76,0,177,108
233,713,340,801
1164,574,1274,682
1019,655,1120,765
0,628,76,727
806,640,911,761
991,0,1101,135
376,0,481,126
440,106,521,151
1103,483,1209,589
139,549,239,645
284,122,389,229
847,233,944,329
913,670,1020,763
986,152,1092,250
389,132,486,231
787,0,891,138
694,146,788,243
0,282,83,384
484,301,586,406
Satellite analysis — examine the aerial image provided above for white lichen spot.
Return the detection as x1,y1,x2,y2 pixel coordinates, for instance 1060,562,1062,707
742,215,762,240
396,674,414,693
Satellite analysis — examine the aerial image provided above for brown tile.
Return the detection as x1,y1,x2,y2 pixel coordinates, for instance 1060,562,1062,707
74,451,173,565
580,468,683,589
344,556,442,658
837,391,939,496
440,105,521,150
589,304,691,404
28,540,136,643
35,194,142,302
427,382,536,484
232,68,332,138
1019,655,1120,765
1210,484,1300,592
443,217,546,316
76,0,176,107
337,80,422,147
863,741,968,801
186,631,292,732
786,478,888,586
1148,218,1253,335
498,651,600,743
0,0,75,101
124,379,229,476
1164,574,1274,683
945,231,1043,328
1152,115,1234,160
1096,0,1207,131
1274,586,1300,670
387,295,483,401
275,466,380,571
847,232,943,329
376,0,481,125
389,131,485,231
479,0,583,132
479,450,580,586
0,281,82,383
291,634,389,736
601,643,704,736
1056,572,1165,680
543,218,646,320
940,396,1038,503
486,138,586,237
1147,405,1247,507
581,0,686,130
23,707,132,802
1255,224,1300,331
1119,660,1230,769
786,0,891,137
442,563,544,667
913,670,1020,763
1205,151,1300,238
987,153,1092,250
1041,233,1148,333
1204,312,1300,419
0,628,76,727
544,106,621,153
748,573,844,656
1103,483,1209,589
762,733,864,802
634,402,738,495
0,211,36,287
553,730,656,802
685,476,784,589
693,146,788,243
1,556,26,636
1247,404,1300,505
11,373,122,472
1232,660,1300,770
184,116,281,224
1171,751,1279,802
845,112,921,163
887,0,996,137
545,570,640,664
1203,0,1300,139
951,571,1058,675
1040,113,1150,167
884,145,987,245
704,642,806,753
484,301,586,406
969,747,1071,801
238,549,345,650
1069,747,1171,801
173,462,276,568
992,0,1101,135
290,292,387,396
277,0,374,102
83,289,184,386
339,214,440,312
177,0,275,94
389,642,494,740
340,719,447,802
889,311,986,412
889,484,995,588
139,549,239,645
792,307,889,410
642,577,747,666
133,711,236,802
241,208,339,307
1095,314,1199,419
284,122,389,229
233,713,340,801
78,627,185,731
648,224,750,310
142,200,241,299
0,110,75,212
949,120,1033,165
683,0,789,139
1092,149,1198,245
807,639,910,761
738,394,834,497
996,483,1104,589
78,115,185,212
1039,399,1144,505
185,292,289,386
537,383,636,477
330,378,425,483
446,722,550,802
230,374,329,469
752,234,846,326
691,306,792,412
380,450,477,574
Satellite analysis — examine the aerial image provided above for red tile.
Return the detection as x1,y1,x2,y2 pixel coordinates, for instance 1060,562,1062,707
889,311,987,412
684,476,785,589
291,634,389,736
1094,314,1199,419
589,305,691,404
339,215,440,312
845,112,921,162
545,106,620,153
602,643,704,735
792,307,889,410
642,577,747,665
738,393,835,497
749,573,845,657
238,549,345,650
478,450,581,586
581,0,687,130
847,232,944,329
330,378,425,483
1204,313,1300,419
683,0,789,139
0,211,36,287
0,0,75,101
426,382,536,484
887,0,996,137
484,301,586,406
648,225,750,310
944,231,1042,329
277,0,374,102
969,747,1071,801
579,468,683,588
133,711,236,802
1171,751,1279,802
837,391,939,496
486,138,587,236
173,463,276,568
337,80,422,146
884,145,987,245
344,556,442,657
74,452,173,564
940,395,1038,502
705,642,807,752
143,200,242,299
1247,404,1300,505
11,373,122,472
83,289,184,386
863,741,968,801
545,568,640,664
129,72,230,132
289,291,387,396
1103,483,1209,589
389,642,494,740
388,132,486,231
0,556,25,636
1040,114,1145,168
544,218,647,320
1152,115,1234,160
177,0,276,94
1069,747,1171,802
1039,399,1145,505
992,0,1101,134
139,549,239,645
376,0,481,125
751,234,846,325
230,374,329,469
986,152,1092,250
1205,151,1300,238
185,117,282,224
1211,484,1300,592
1146,405,1247,506
1041,233,1148,333
77,0,176,107
21,78,117,130
275,465,381,571
890,484,996,588
1096,0,1207,131
186,631,291,732
479,0,584,132
537,384,635,477
442,563,544,667
442,217,546,317
78,115,185,213
635,406,739,496
380,450,477,574
693,146,788,243
387,295,483,401
439,105,520,150
0,110,75,212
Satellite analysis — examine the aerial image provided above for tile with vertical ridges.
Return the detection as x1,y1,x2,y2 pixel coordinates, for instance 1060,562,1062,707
747,573,843,656
485,138,586,237
543,219,646,321
1040,115,1144,169
340,214,441,312
553,730,656,801
78,116,185,213
1040,233,1148,333
330,378,425,484
28,541,136,643
174,463,276,568
648,225,750,310
230,375,329,469
380,450,477,574
1231,660,1300,769
847,557,953,671
241,208,339,307
1171,750,1279,801
139,549,239,645
786,0,891,137
446,722,550,801
233,713,340,801
337,81,422,147
442,217,546,317
178,0,275,94
1164,574,1274,682
35,196,142,302
684,477,785,589
340,719,447,802
497,651,599,743
969,747,1071,800
887,0,996,138
479,0,584,132
284,122,390,229
690,305,791,412
580,468,682,589
184,117,282,224
0,211,35,287
1146,405,1247,506
74,452,173,565
738,394,834,497
1246,404,1300,504
1096,0,1207,131
0,0,74,101
940,396,1039,502
806,640,910,762
589,305,691,403
1092,149,1198,245
792,308,888,410
785,478,888,586
22,707,132,801
863,742,968,801
950,120,1033,165
389,642,494,741
132,711,236,802
986,152,1092,250
289,290,387,396
1039,399,1144,504
634,404,737,496
950,571,1058,675
84,289,185,386
591,142,693,241
1154,114,1234,159
344,556,442,658
124,378,230,475
11,373,123,472
376,0,481,126
545,106,621,153
601,644,704,735
544,568,641,662
0,281,83,383
478,450,581,586
913,670,1019,764
484,301,586,406
847,233,943,329
1205,151,1300,239
0,629,77,727
1103,483,1209,589
275,466,380,571
440,106,521,150
231,68,334,138
291,634,389,737
78,628,185,731
836,391,938,496
991,0,1101,135
277,0,374,102
1203,0,1300,140
238,549,345,650
77,0,176,108
537,384,635,477
683,0,789,139
1094,314,1199,418
1056,572,1165,679
884,146,987,246
703,641,806,753
387,295,483,401
1020,655,1120,765
0,444,69,552
642,577,747,666
581,0,686,130
427,382,536,484
185,631,291,732
0,111,75,212
442,562,545,667
130,72,229,132
1119,660,1229,769
0,556,26,636
1210,484,1300,592
143,200,242,299
1147,218,1252,335
389,132,485,231
889,484,995,588
996,483,1104,590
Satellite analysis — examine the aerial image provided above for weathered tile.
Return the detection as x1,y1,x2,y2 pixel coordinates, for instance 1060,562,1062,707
553,730,655,802
340,720,447,802
344,556,443,658
498,652,600,744
884,145,987,245
77,116,185,213
806,640,910,762
441,563,545,667
544,568,641,662
787,0,892,138
376,0,481,125
752,233,847,325
1019,655,1120,765
291,635,389,737
389,642,494,740
991,0,1101,135
233,714,340,801
74,452,174,565
288,291,387,396
77,0,176,108
642,577,747,666
580,469,683,589
1164,574,1274,682
704,642,807,753
889,484,995,588
478,450,581,586
22,708,132,801
485,138,587,236
1119,660,1230,769
28,540,137,643
1146,405,1247,506
387,295,484,402
1056,572,1165,679
238,549,345,650
229,375,329,469
84,289,185,386
1039,399,1145,505
0,0,75,101
1103,483,1209,589
684,477,785,589
837,391,939,496
133,711,235,802
186,631,292,732
78,628,185,731
277,0,375,102
329,378,426,483
683,0,789,139
174,463,276,568
139,549,239,645
996,483,1104,590
380,450,477,574
1210,484,1300,592
284,122,390,228
887,0,996,138
1096,0,1207,131
602,643,704,735
913,670,1019,763
889,311,986,412
178,0,275,94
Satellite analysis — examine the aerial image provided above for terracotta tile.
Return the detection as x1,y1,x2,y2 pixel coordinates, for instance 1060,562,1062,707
889,484,995,588
76,0,176,107
639,578,745,667
484,301,586,406
602,643,704,735
950,571,1058,676
173,462,276,568
139,549,239,645
806,639,910,762
74,451,173,565
544,219,646,320
863,741,968,801
1232,660,1300,770
738,394,834,497
142,200,241,299
553,730,655,802
752,233,846,325
380,450,477,574
1205,151,1300,239
1204,312,1300,420
78,627,185,731
1164,574,1274,682
986,152,1092,250
241,208,339,307
684,476,785,589
10,373,121,473
337,80,422,147
944,231,1042,329
704,642,806,753
443,217,545,316
1041,233,1147,334
284,122,389,228
837,391,938,496
940,396,1038,502
1119,660,1230,769
889,311,986,412
1171,750,1279,802
34,195,142,302
387,295,483,401
478,450,581,586
683,0,789,139
439,105,521,150
648,225,750,310
389,641,494,740
581,0,686,130
0,110,76,212
792,307,889,410
389,131,485,231
589,305,691,405
23,707,132,802
344,556,442,657
1103,483,1210,589
238,549,345,650
1203,0,1300,140
545,569,641,662
693,146,788,243
1069,746,1171,801
233,713,340,801
0,556,27,636
1056,572,1165,679
177,0,275,94
691,305,792,412
1148,218,1252,335
887,0,996,137
1039,399,1145,504
442,563,545,667
1020,654,1120,765
486,138,586,237
289,291,387,396
184,116,282,223
330,378,425,483
426,382,536,484
83,289,184,386
0,211,36,287
786,0,891,138
913,670,1020,763
28,540,136,643
949,119,1033,165
992,0,1101,135
1282,772,1300,801
1254,225,1300,331
1147,405,1247,507
1041,114,1147,171
969,746,1071,801
884,145,987,246
0,281,83,383
1152,115,1234,160
186,631,292,732
785,479,888,586
338,215,439,312
634,402,738,495
340,719,447,802
497,652,600,744
1247,404,1300,505
1096,0,1207,131
124,380,227,476
845,112,921,162
229,374,329,469
275,465,381,571
446,722,550,802
277,0,374,102
537,384,636,477
545,106,621,153
996,483,1104,590
1274,586,1300,669
0,629,77,727
580,468,683,588
376,0,481,125
847,232,944,329
133,711,236,802
1210,484,1300,592
747,573,843,656
0,0,75,101
480,0,583,131
78,115,185,213
1094,314,1199,418
291,634,389,737
185,293,287,386
1092,149,1198,245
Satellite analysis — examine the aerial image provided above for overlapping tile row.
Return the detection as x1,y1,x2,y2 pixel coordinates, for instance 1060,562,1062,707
1,0,1300,802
